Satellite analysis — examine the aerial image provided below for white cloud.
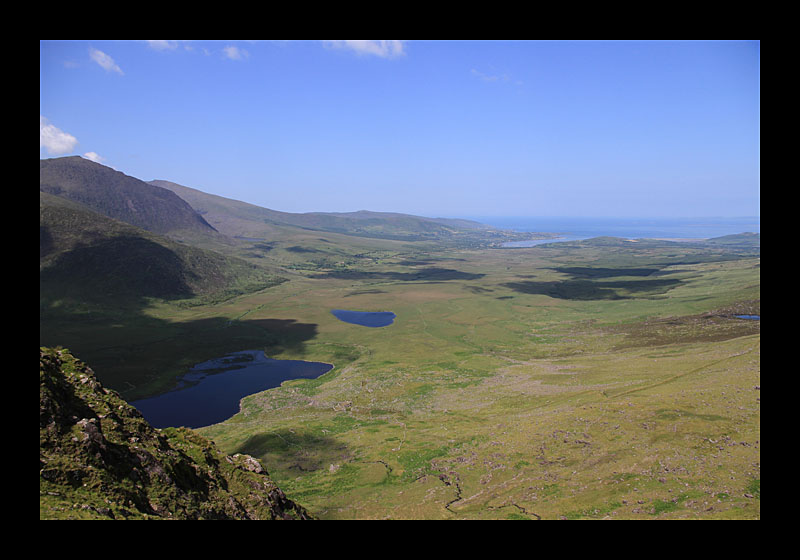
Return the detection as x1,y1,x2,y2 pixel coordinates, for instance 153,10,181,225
223,45,249,60
471,68,501,82
89,47,123,75
470,68,522,86
145,40,179,51
40,116,79,155
323,40,406,58
83,152,104,163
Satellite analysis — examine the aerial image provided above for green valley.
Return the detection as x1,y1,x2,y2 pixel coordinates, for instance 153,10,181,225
40,158,760,520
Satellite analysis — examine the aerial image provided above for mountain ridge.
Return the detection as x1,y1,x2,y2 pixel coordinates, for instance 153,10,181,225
40,157,218,237
148,179,519,244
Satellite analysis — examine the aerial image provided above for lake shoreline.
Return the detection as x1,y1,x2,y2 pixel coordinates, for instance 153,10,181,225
131,350,336,429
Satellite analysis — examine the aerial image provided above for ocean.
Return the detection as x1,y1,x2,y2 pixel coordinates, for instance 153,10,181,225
468,216,760,247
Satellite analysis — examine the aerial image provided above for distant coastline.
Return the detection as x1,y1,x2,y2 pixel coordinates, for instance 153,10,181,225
468,216,760,241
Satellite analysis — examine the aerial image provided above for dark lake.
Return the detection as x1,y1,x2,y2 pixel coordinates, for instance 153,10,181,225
331,309,396,327
130,350,333,429
735,315,760,320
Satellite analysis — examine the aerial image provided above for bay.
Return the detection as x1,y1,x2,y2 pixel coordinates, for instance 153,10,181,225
467,216,760,247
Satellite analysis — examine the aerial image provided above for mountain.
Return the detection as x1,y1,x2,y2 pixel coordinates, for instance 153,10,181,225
149,179,521,244
40,157,217,238
40,347,313,520
40,191,281,305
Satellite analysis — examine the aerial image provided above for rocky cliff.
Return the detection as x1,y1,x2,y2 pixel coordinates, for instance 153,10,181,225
40,347,312,520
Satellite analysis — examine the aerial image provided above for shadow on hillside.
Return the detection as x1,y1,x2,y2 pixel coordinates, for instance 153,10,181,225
40,304,323,400
499,262,692,301
546,266,662,278
319,267,485,282
285,245,324,254
245,319,321,356
234,430,348,474
343,289,388,297
40,225,54,258
394,257,467,266
501,277,684,301
464,285,494,294
40,235,196,300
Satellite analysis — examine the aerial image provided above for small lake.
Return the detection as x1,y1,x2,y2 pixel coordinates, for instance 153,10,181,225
331,309,396,327
735,315,760,320
130,350,333,429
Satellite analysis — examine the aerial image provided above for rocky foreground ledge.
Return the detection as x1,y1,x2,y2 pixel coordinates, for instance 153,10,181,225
40,347,313,520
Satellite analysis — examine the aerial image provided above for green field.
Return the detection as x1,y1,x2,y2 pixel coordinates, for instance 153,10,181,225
44,232,759,519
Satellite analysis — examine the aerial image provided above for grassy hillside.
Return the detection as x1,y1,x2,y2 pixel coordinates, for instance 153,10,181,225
40,157,217,237
150,179,540,246
703,232,760,250
40,347,312,520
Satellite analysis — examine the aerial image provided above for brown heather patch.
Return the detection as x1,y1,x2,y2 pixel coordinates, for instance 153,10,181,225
607,310,759,350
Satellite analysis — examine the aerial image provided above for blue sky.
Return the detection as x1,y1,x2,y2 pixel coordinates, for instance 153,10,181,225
40,40,759,218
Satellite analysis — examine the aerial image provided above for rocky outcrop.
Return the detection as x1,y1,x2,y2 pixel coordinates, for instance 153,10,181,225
40,347,313,520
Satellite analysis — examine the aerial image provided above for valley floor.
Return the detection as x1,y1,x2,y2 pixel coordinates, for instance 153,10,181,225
191,242,760,519
43,237,759,519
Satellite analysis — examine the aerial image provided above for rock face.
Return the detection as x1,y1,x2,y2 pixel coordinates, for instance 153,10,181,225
39,347,313,520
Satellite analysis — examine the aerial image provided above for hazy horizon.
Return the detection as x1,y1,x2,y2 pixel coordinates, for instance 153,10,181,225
40,40,759,219
467,214,759,237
